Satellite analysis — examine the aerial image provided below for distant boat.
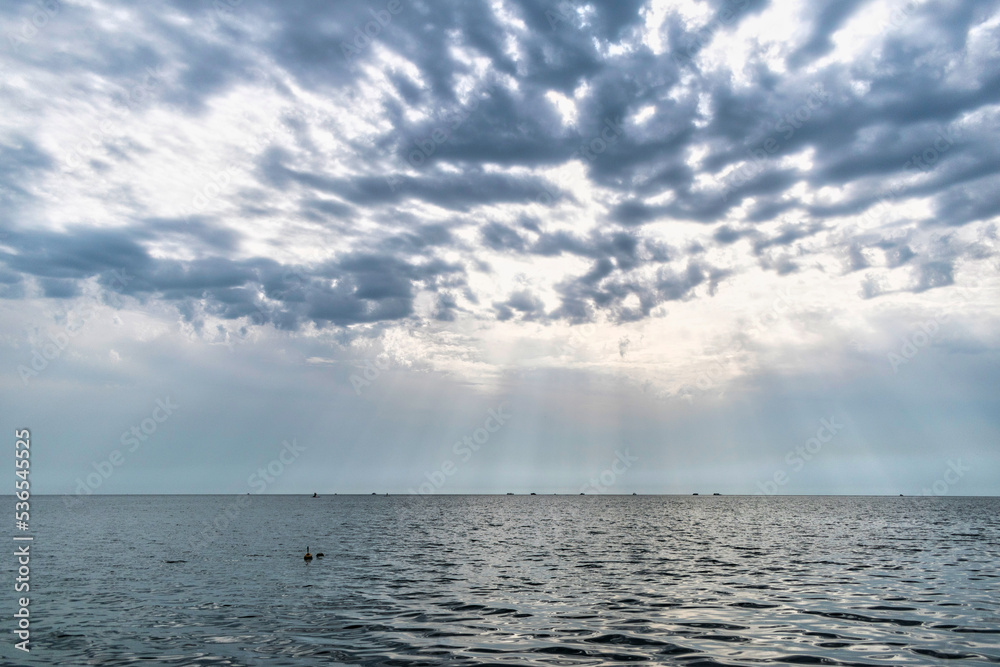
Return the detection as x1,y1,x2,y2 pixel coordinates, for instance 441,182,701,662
713,493,721,496
312,492,318,498
530,492,536,495
692,493,699,495
506,492,514,495
632,492,637,495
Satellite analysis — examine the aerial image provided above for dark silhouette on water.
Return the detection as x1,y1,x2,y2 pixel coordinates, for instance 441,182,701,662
304,547,313,562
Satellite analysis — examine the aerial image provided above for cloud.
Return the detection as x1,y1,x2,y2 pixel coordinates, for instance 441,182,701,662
913,260,955,292
787,0,873,67
481,222,526,252
2,0,1000,500
5,1,998,314
1,0,998,378
495,289,545,322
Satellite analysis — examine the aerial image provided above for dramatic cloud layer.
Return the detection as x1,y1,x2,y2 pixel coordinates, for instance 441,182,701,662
1,0,998,495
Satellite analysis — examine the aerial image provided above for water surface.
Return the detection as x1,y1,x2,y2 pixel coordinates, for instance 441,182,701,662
7,495,1000,666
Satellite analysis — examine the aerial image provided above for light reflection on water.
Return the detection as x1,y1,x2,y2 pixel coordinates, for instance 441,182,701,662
16,495,1000,666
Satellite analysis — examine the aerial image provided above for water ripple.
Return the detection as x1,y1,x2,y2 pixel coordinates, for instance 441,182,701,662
17,495,1000,666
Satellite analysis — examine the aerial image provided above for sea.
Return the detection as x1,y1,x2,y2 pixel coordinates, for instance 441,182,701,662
3,495,999,666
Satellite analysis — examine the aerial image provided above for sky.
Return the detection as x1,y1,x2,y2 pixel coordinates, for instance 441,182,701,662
1,0,998,497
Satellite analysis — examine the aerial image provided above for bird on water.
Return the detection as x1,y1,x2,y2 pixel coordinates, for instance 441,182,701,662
304,547,313,561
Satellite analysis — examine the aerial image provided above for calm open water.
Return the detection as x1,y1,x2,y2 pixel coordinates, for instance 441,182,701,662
4,495,999,666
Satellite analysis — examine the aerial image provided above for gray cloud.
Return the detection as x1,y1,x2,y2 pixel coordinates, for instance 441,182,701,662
2,0,999,328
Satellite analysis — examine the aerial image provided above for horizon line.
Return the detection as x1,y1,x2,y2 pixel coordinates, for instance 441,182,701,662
21,493,1000,498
